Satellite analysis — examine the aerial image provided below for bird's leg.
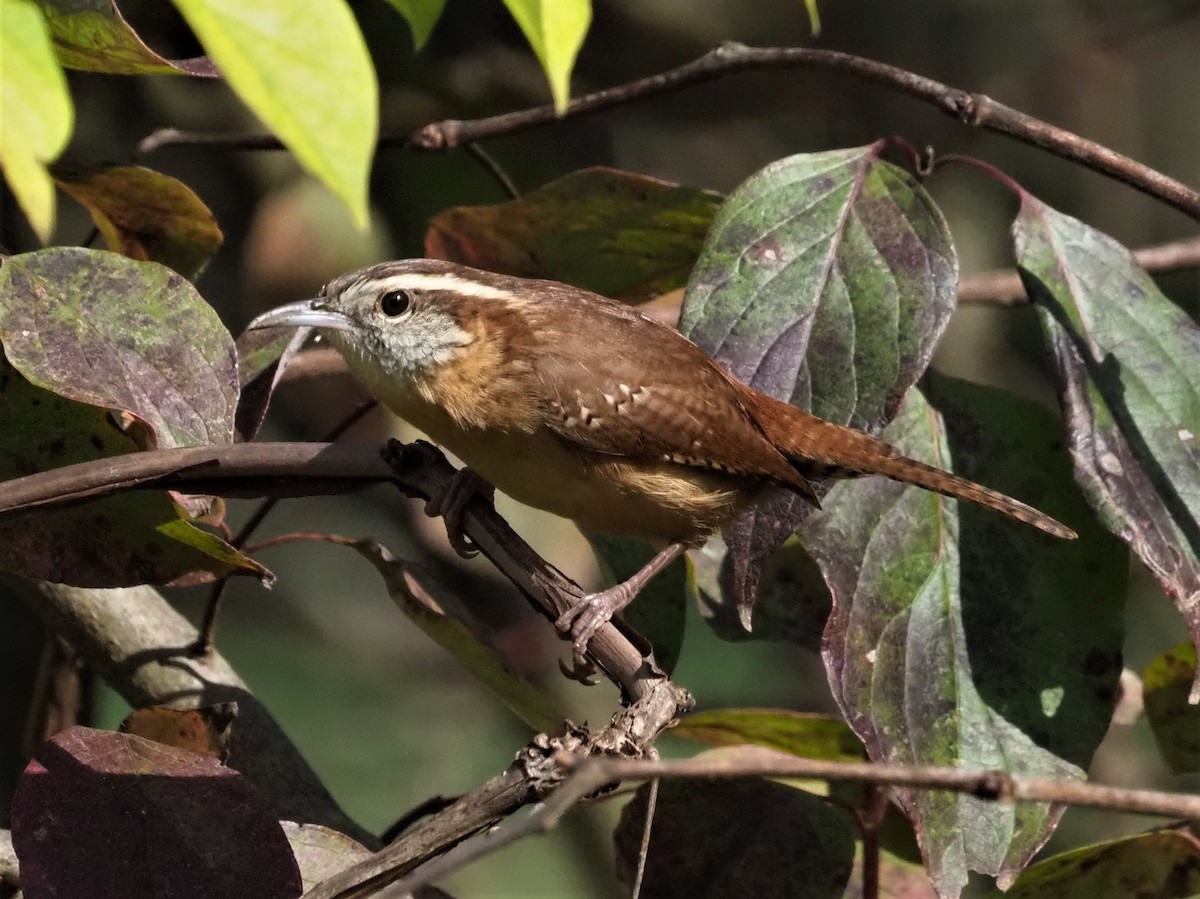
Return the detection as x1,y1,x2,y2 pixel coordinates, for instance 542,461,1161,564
557,542,688,656
424,467,495,559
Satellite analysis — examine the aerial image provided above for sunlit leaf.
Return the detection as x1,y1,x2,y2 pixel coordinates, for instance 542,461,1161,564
673,708,864,761
500,0,590,113
170,0,377,228
56,165,223,279
426,167,722,302
0,248,238,447
680,143,957,616
34,0,216,74
0,0,73,242
988,828,1200,899
1017,196,1200,697
805,379,1124,896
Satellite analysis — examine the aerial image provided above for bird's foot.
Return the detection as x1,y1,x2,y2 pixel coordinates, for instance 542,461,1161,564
425,467,495,559
556,588,624,659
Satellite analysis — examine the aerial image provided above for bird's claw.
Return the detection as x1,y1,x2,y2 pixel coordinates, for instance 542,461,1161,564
556,591,619,661
425,467,494,559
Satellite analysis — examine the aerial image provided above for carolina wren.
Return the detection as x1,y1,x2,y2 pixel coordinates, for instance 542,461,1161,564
248,259,1075,650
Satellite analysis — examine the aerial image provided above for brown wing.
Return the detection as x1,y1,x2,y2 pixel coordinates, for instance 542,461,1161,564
530,298,818,502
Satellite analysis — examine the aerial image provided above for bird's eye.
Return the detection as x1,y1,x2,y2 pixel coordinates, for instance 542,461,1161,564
379,289,412,317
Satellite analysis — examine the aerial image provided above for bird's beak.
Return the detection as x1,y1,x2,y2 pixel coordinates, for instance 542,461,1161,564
246,299,356,332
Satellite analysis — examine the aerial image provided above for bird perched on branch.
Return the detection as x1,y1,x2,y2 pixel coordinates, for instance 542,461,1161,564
248,259,1074,653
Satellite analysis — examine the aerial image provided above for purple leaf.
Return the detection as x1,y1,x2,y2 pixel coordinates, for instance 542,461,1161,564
679,143,956,617
11,727,301,899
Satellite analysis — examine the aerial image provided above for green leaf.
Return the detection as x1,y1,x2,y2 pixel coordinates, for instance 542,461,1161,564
803,0,822,35
673,708,864,761
990,829,1200,899
0,248,239,448
1143,641,1200,773
170,0,378,228
352,542,563,733
0,356,265,586
804,379,1125,897
34,0,217,75
614,777,856,898
500,0,590,114
426,167,723,302
0,0,73,242
680,143,957,616
1016,196,1200,696
382,0,445,49
586,532,689,674
55,165,223,279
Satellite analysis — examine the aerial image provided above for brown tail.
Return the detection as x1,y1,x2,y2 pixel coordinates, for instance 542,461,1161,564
744,390,1077,540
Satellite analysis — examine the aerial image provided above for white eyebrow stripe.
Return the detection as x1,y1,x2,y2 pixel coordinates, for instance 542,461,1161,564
369,272,517,301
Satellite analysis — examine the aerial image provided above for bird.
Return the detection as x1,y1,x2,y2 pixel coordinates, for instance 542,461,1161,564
247,258,1075,652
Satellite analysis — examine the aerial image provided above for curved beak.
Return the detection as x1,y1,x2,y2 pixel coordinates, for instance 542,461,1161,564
246,299,356,332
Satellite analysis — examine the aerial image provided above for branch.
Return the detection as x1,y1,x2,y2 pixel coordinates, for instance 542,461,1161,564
370,747,1200,898
138,43,1200,221
3,576,373,846
305,678,691,899
959,233,1200,305
0,440,662,701
0,442,395,514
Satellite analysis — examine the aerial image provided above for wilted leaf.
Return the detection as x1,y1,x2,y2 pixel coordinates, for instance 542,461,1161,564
234,326,311,442
55,165,223,279
500,0,590,113
1143,641,1200,773
280,822,371,891
0,356,266,586
352,541,563,733
35,0,217,74
614,776,855,898
11,726,302,899
426,167,723,302
806,379,1124,897
989,828,1200,899
673,708,864,761
588,532,689,673
680,144,957,615
383,0,446,49
0,0,73,242
1017,196,1200,698
171,0,377,228
120,704,237,761
0,247,239,448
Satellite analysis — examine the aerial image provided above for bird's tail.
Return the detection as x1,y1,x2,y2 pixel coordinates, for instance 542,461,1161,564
744,391,1076,540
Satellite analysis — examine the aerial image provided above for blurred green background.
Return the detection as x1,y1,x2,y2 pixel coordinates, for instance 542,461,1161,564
3,1,1199,895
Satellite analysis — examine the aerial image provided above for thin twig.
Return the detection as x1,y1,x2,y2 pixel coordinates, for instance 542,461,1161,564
464,143,521,200
630,778,658,899
138,43,1200,220
959,233,1200,305
372,744,1200,897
